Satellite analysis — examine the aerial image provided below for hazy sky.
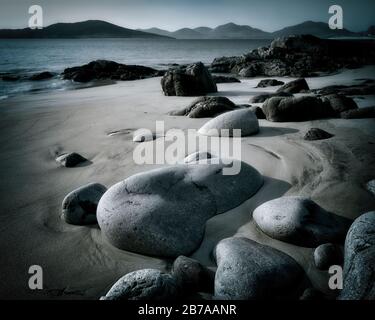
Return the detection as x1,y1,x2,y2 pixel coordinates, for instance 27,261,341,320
0,0,374,31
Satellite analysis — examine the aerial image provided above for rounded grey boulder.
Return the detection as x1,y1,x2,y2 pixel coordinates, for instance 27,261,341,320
339,211,375,300
172,256,214,293
276,78,309,94
313,243,343,270
198,109,259,137
169,96,236,118
250,91,293,103
62,183,107,225
262,96,333,122
214,237,304,299
321,93,358,114
97,161,263,257
253,197,351,247
101,269,178,300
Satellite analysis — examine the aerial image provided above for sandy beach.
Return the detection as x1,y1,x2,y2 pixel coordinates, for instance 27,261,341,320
0,66,374,300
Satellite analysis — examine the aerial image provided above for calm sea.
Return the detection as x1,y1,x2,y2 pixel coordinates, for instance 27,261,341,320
0,38,271,99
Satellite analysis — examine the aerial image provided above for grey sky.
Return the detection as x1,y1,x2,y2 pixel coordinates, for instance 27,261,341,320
0,0,374,31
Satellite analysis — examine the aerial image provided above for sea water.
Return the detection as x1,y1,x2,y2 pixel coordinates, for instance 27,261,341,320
0,38,271,99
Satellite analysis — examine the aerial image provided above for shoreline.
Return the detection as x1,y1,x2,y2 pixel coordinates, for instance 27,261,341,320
0,65,374,299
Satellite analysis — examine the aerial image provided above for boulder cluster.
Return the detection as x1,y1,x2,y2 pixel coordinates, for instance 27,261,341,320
210,35,375,77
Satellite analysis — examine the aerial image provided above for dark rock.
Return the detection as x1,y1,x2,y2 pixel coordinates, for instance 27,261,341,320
1,75,20,81
314,243,343,270
321,94,358,114
276,78,309,94
250,91,293,103
101,269,179,300
299,288,325,300
249,106,266,119
304,128,334,141
210,35,375,78
170,96,236,118
63,60,159,83
198,109,259,137
340,106,375,119
55,152,88,168
256,79,285,88
29,71,54,81
161,62,217,96
212,75,240,83
253,196,352,247
339,212,375,300
313,81,375,96
214,237,305,299
210,56,242,73
172,256,214,293
262,96,333,122
62,183,107,225
97,161,263,257
238,63,264,77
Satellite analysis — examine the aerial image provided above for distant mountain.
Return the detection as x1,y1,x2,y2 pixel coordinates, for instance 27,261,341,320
0,20,173,39
139,21,366,39
138,22,271,39
1,20,370,40
272,21,358,38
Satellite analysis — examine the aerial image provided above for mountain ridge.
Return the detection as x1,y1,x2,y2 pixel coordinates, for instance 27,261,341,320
139,21,372,39
0,20,372,40
0,20,173,39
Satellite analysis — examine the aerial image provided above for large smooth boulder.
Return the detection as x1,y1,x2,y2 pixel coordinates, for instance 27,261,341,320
313,243,343,270
62,183,107,225
304,128,334,141
172,256,214,293
340,106,375,119
321,94,358,114
161,62,217,96
63,60,159,82
276,78,309,94
101,269,178,300
169,96,236,118
214,237,304,300
97,161,263,257
339,212,375,300
256,79,284,88
262,96,333,122
250,91,293,103
253,197,351,247
198,109,259,137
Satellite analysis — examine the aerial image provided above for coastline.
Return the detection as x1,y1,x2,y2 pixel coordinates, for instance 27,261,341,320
0,66,374,299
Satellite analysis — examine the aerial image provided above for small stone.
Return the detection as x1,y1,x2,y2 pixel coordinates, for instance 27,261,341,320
62,183,107,225
56,152,88,168
171,256,214,293
313,243,343,270
256,79,284,88
304,128,334,141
